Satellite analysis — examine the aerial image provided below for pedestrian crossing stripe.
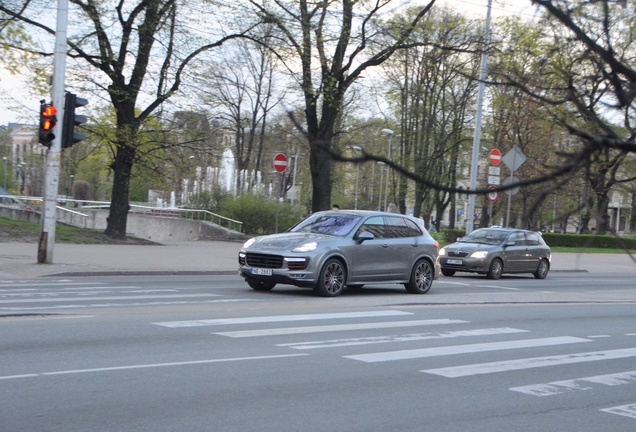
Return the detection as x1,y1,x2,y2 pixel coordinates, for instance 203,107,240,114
279,328,528,350
422,347,636,378
345,336,591,363
510,370,636,396
213,319,470,338
601,403,636,419
155,310,413,328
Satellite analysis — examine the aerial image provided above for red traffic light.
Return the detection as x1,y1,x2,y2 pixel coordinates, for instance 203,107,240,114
42,106,57,117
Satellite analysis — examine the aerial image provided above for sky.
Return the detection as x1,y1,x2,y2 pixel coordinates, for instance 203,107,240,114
0,0,538,127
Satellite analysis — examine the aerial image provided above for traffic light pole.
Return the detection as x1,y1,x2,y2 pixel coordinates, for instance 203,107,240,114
38,0,69,264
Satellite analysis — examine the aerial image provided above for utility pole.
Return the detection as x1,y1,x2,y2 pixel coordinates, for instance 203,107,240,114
466,0,493,234
38,0,69,263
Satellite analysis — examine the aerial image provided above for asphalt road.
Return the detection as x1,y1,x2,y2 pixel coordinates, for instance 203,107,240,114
1,274,636,431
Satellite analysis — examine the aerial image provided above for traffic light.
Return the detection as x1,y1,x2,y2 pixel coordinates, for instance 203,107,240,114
62,92,88,149
38,101,57,148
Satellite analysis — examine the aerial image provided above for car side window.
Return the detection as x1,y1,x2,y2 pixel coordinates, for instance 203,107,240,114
385,216,411,238
508,232,526,245
357,216,386,239
405,219,423,237
526,232,541,246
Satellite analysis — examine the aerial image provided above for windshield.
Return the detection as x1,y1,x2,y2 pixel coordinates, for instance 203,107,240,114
290,214,362,236
459,229,508,245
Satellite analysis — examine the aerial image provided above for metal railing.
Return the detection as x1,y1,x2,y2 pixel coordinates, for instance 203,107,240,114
0,195,243,233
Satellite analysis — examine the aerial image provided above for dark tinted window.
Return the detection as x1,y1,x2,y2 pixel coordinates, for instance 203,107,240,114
385,216,411,238
357,216,386,239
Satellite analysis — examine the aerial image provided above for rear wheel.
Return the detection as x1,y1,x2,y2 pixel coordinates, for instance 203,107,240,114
314,259,346,297
533,259,549,279
248,281,276,291
486,259,503,280
441,269,456,277
404,259,433,294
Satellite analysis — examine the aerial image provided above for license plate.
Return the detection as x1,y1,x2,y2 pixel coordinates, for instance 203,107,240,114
446,259,462,265
251,268,272,276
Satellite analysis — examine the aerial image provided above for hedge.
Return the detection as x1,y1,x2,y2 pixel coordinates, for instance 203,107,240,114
440,229,636,249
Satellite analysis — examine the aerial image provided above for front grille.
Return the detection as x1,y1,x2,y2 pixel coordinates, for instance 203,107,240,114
449,251,469,258
245,253,284,269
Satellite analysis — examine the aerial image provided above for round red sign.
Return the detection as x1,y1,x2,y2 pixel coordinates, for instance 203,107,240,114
489,149,502,166
273,153,288,173
487,185,498,203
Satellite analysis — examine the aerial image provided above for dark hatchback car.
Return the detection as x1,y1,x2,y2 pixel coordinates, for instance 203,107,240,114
439,227,551,280
238,210,441,297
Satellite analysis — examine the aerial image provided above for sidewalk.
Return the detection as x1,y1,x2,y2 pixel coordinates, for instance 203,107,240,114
0,241,635,279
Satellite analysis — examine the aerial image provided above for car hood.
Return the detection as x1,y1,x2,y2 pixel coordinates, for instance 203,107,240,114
444,242,499,253
246,232,333,251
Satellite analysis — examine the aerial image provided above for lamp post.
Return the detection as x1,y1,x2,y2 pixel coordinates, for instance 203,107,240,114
2,156,7,190
377,161,385,211
381,129,394,211
68,174,74,197
352,146,362,209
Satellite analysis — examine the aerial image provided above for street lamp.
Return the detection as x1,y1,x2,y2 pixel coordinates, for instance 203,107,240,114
377,161,385,211
68,175,74,198
381,129,394,211
352,146,362,209
2,156,7,191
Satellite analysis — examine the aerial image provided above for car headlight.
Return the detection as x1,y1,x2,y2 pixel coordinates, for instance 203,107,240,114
293,241,317,252
470,251,488,259
243,238,256,248
439,248,446,256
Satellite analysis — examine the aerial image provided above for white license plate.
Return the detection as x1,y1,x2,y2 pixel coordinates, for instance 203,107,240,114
251,268,273,276
446,259,462,265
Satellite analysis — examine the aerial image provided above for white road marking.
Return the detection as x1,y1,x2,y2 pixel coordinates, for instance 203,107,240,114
155,310,413,328
0,282,108,289
601,403,636,419
0,299,255,311
213,319,469,338
626,333,636,336
0,354,308,380
346,336,591,363
510,370,636,396
422,347,636,378
280,328,529,350
0,294,221,304
587,335,611,338
476,285,521,291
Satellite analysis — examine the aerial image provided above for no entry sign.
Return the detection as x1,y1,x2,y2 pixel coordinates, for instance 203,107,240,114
489,149,502,166
273,153,288,173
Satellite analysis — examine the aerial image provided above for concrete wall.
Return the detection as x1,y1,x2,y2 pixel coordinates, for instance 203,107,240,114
1,206,243,243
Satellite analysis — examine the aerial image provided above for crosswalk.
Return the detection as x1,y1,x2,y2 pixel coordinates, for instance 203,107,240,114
155,309,636,420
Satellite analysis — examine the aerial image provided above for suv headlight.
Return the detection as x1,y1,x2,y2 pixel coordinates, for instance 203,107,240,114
293,242,317,252
439,248,446,256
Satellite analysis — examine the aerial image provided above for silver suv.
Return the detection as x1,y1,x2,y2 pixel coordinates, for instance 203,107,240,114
238,210,441,297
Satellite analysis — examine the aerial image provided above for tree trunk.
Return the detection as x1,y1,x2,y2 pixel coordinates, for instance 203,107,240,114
104,144,135,239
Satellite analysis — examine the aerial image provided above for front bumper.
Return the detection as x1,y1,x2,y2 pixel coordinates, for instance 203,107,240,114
439,256,489,273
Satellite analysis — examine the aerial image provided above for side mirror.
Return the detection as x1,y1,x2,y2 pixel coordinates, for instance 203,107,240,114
456,237,463,242
356,231,375,244
505,240,515,247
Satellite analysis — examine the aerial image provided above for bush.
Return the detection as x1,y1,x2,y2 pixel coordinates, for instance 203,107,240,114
220,195,307,235
541,233,636,249
441,229,466,244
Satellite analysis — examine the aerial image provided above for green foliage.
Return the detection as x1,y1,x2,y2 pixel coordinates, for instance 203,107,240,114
220,195,307,235
541,233,636,250
441,229,466,243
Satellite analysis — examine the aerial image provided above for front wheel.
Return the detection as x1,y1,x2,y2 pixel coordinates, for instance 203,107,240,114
248,281,276,291
314,258,346,297
486,258,503,280
533,259,549,279
404,259,433,294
